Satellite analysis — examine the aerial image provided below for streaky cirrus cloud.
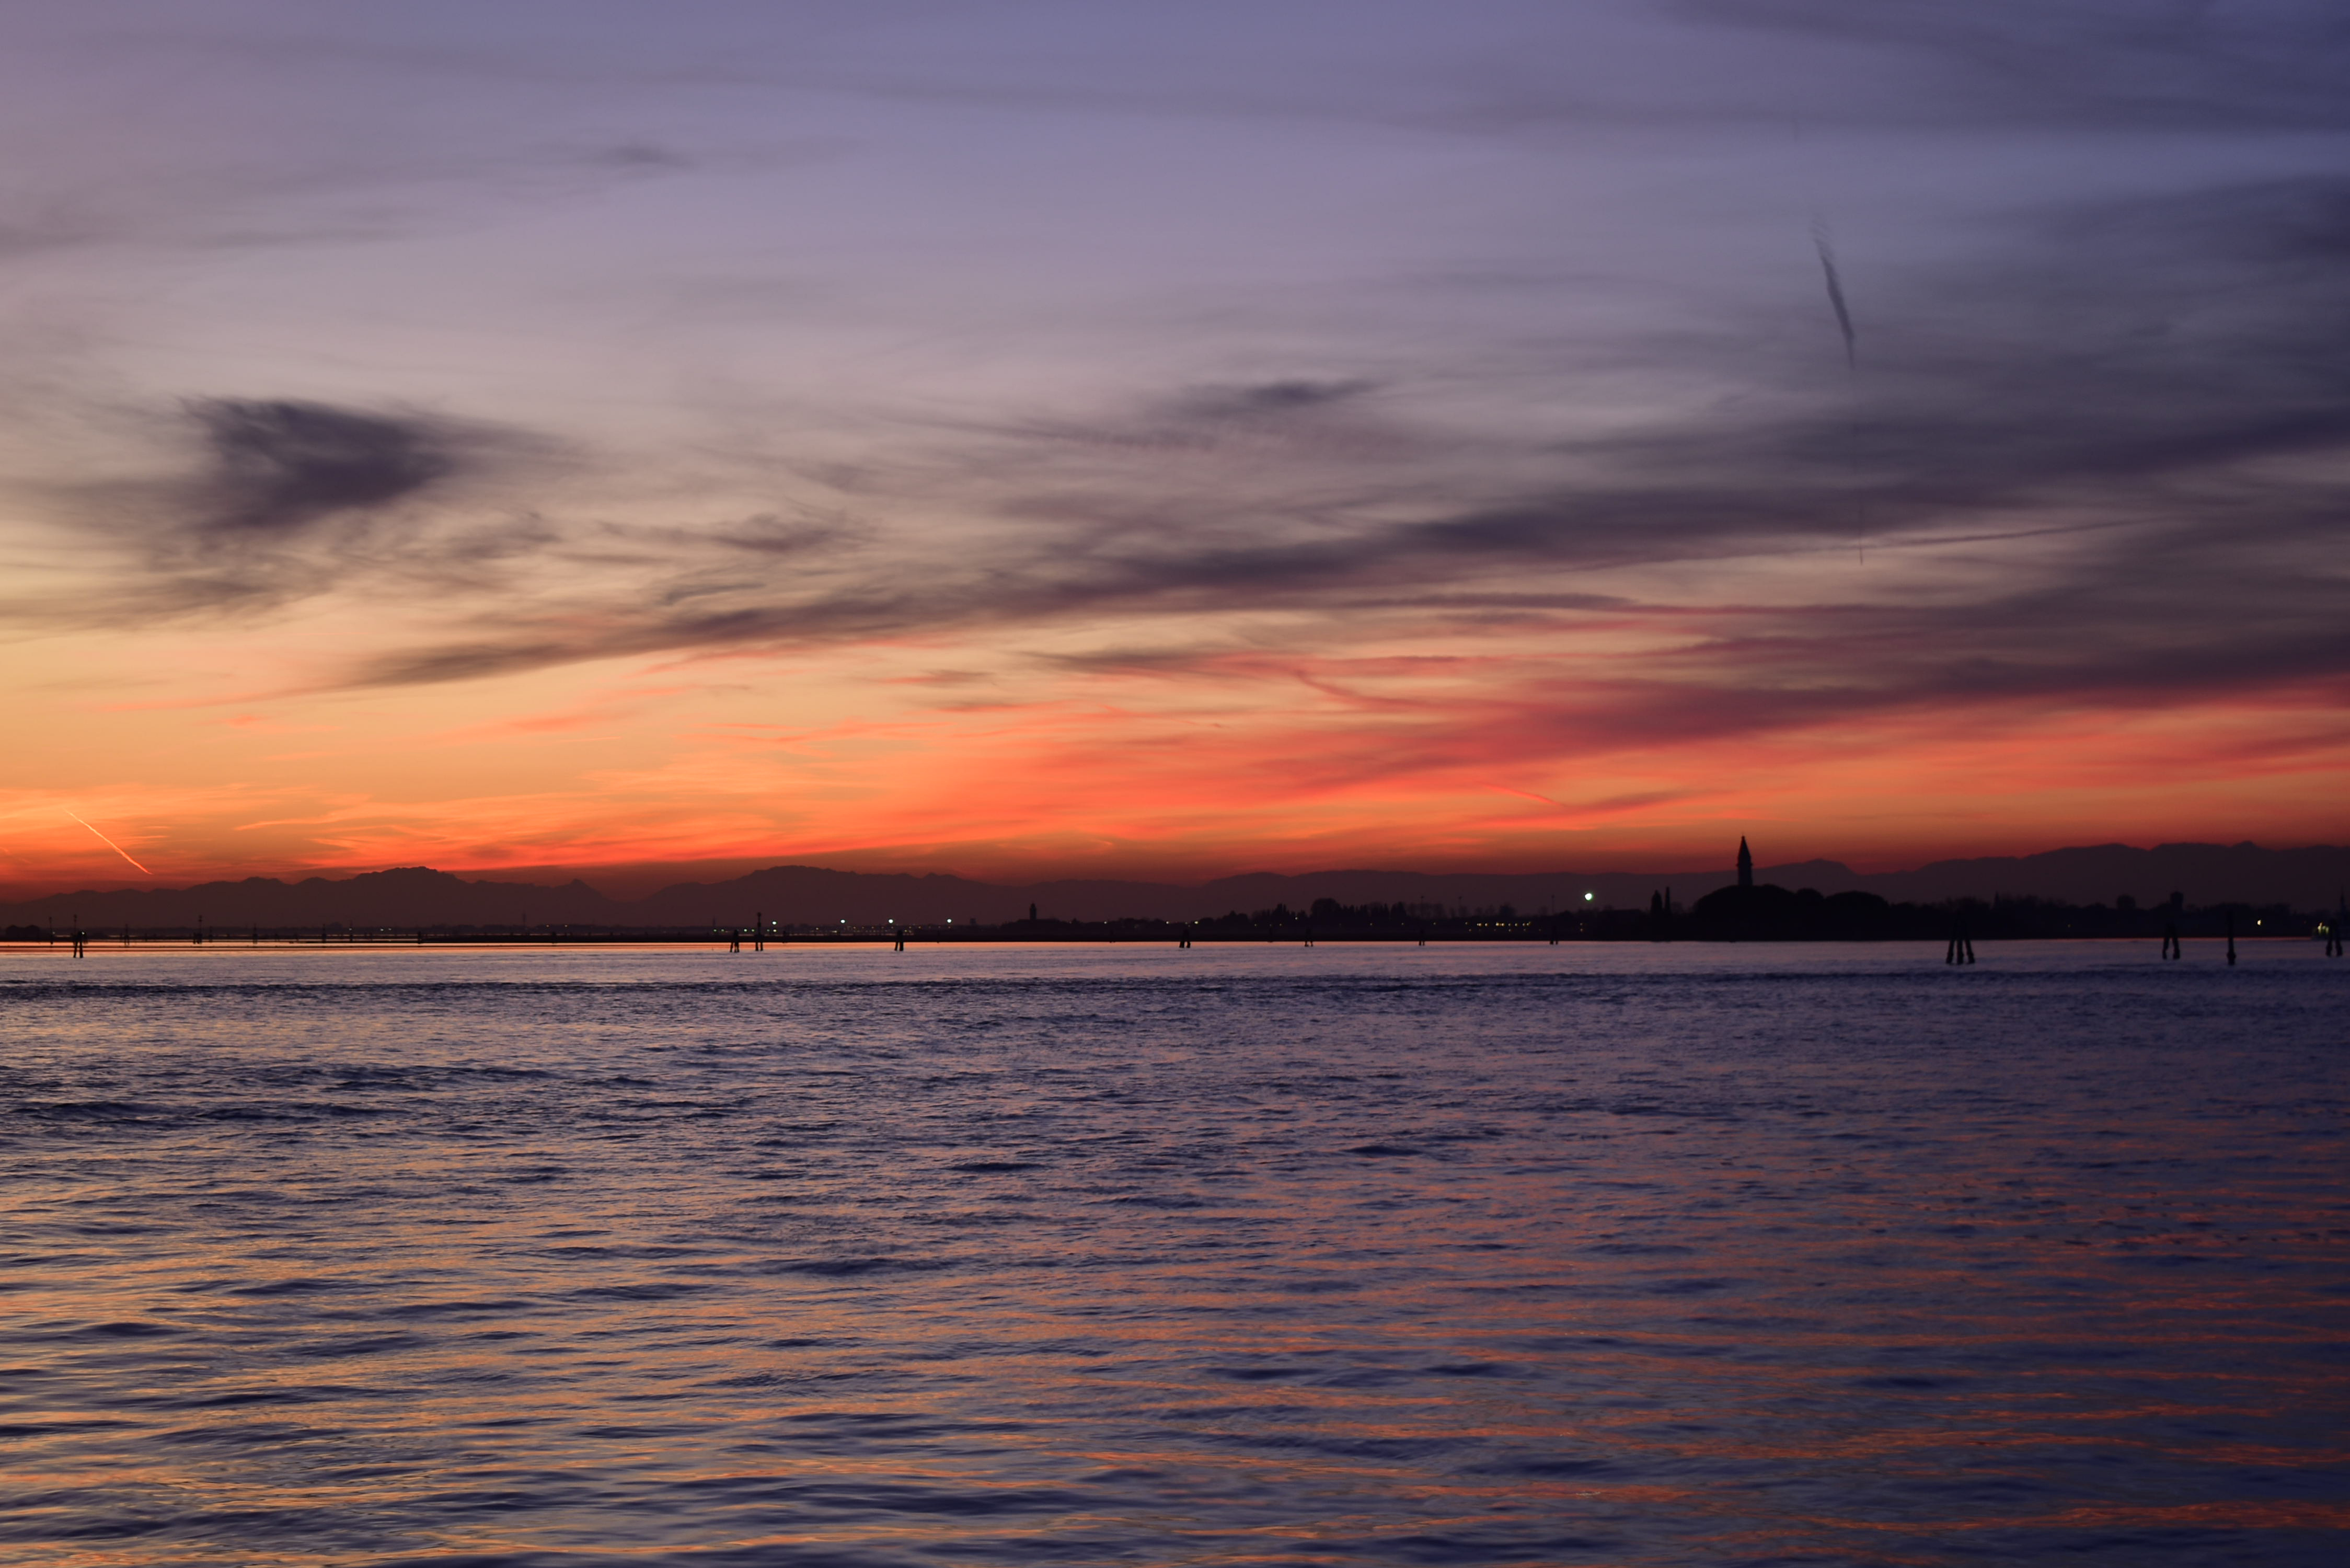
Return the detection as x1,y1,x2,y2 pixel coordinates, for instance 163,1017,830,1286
290,171,2349,722
0,0,2345,885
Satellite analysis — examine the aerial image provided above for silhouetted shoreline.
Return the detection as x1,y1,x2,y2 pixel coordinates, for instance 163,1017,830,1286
5,885,2336,949
6,841,2350,936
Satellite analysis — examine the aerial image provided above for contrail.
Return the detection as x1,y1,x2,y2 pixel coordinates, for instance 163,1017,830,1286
64,811,153,875
1813,221,1856,368
1813,219,1864,563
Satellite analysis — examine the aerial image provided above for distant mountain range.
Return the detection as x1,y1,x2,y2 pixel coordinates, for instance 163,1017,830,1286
4,842,2345,930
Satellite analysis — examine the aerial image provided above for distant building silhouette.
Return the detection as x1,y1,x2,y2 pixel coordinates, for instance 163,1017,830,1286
1737,836,1754,889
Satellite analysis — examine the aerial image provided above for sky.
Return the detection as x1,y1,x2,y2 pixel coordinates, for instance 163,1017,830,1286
3,1,2346,895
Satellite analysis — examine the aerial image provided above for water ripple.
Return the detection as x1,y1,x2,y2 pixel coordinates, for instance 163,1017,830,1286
2,943,2344,1564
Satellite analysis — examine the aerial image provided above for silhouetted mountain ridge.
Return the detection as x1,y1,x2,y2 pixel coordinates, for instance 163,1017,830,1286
4,841,2343,929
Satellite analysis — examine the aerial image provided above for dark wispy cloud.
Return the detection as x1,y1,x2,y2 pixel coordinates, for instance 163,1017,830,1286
193,398,453,537
0,397,560,627
1171,379,1377,421
295,158,2350,747
5,2,2344,771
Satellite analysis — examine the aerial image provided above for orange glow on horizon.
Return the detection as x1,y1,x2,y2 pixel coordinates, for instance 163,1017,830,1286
5,625,2345,896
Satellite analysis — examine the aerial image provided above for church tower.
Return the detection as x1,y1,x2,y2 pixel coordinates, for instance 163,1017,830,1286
1737,836,1753,888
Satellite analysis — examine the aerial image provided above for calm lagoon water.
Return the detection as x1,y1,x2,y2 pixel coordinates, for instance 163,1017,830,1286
2,941,2345,1566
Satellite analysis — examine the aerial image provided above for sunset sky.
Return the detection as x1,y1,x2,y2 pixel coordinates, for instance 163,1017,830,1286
4,1,2345,895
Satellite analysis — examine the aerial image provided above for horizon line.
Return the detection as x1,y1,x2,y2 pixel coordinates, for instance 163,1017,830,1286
1,837,2341,905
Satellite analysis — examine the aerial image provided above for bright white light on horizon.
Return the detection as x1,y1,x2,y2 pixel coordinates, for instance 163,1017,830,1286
1584,892,1595,902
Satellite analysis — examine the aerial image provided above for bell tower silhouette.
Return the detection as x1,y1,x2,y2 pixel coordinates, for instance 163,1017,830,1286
1737,836,1754,888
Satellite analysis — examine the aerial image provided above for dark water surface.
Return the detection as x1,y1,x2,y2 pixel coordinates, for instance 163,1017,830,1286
3,942,2345,1566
